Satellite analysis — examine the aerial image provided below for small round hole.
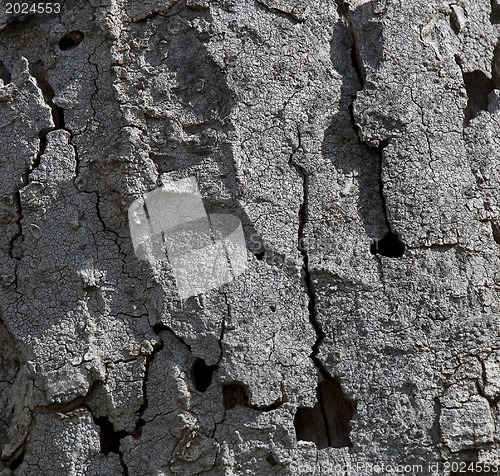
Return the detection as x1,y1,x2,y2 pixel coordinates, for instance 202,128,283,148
58,31,84,51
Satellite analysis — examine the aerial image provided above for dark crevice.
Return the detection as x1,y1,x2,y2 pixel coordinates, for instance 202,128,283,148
289,127,355,448
90,414,129,476
30,61,66,129
191,358,217,392
8,190,24,263
294,376,356,449
7,449,25,470
27,62,81,188
266,454,278,467
335,0,366,86
58,31,85,50
450,11,461,35
254,0,302,24
461,70,495,125
334,2,404,256
334,0,349,16
254,250,265,260
350,44,364,88
370,142,405,257
491,220,500,244
430,397,441,446
493,40,500,91
0,60,11,85
222,382,286,411
135,331,165,433
134,324,189,431
94,416,129,455
476,358,498,407
88,333,170,474
491,0,500,24
89,325,191,474
9,61,60,261
152,323,191,350
8,123,51,264
288,129,325,375
222,383,249,409
216,293,229,366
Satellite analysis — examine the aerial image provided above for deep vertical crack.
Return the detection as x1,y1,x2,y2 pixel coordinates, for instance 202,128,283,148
335,0,366,87
288,126,333,445
9,67,76,275
289,126,356,447
8,121,51,265
217,293,229,364
30,64,81,181
88,410,129,476
135,326,166,432
288,127,324,372
334,0,404,256
430,397,442,446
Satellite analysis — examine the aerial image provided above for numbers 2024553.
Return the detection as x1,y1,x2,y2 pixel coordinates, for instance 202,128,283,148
5,3,61,14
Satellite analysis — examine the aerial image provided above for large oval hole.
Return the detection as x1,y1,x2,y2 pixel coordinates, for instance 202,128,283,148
58,31,85,51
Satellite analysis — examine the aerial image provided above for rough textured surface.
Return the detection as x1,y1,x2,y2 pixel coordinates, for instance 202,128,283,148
0,0,500,474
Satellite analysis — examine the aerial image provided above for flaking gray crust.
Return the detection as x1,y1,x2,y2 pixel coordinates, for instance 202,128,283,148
0,0,499,474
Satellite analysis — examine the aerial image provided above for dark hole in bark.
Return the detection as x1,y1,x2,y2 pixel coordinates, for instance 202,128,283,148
266,454,278,467
223,383,249,409
0,61,11,85
58,31,85,50
294,377,355,449
8,450,25,470
491,0,500,23
255,251,265,260
94,416,128,455
370,232,405,257
491,220,500,244
462,70,495,124
150,154,177,173
270,305,276,312
191,358,217,392
494,42,500,88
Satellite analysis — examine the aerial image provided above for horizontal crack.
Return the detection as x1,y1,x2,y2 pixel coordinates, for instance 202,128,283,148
255,0,303,24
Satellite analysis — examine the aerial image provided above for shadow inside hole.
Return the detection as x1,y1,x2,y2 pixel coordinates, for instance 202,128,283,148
7,450,24,470
266,454,278,467
94,416,128,455
58,30,84,50
191,358,217,392
370,232,405,258
294,377,355,449
0,61,11,85
491,0,500,23
462,70,495,124
491,220,500,244
254,251,265,260
222,383,249,409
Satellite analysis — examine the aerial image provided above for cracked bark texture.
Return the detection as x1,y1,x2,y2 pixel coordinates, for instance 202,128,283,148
0,0,500,474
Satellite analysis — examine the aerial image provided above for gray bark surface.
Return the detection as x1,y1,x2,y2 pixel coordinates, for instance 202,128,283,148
0,0,500,474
